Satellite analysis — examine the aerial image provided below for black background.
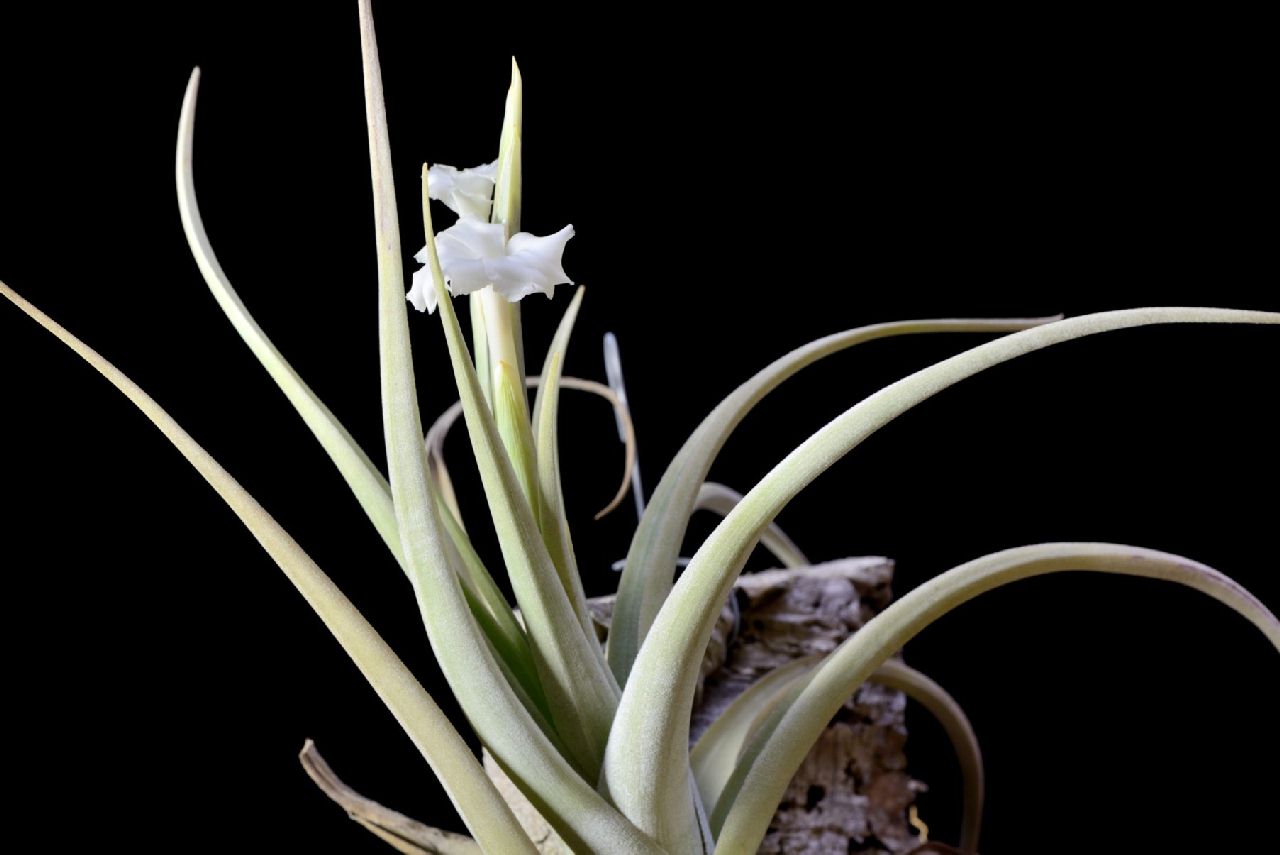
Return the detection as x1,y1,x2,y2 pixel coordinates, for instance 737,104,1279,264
2,4,1276,853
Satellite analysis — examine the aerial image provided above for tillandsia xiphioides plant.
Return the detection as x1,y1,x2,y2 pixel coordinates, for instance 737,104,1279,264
2,2,1278,852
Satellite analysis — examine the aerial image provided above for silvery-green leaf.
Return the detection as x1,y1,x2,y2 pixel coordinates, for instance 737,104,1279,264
530,287,593,635
429,373,636,528
492,57,522,233
868,659,984,853
0,279,533,853
469,58,525,400
357,5,654,850
474,59,535,502
608,317,1061,686
714,543,1279,852
705,658,984,852
175,69,399,562
494,358,542,513
602,307,1278,849
436,494,548,725
178,67,527,693
417,167,620,783
470,294,492,407
695,482,808,569
690,656,818,811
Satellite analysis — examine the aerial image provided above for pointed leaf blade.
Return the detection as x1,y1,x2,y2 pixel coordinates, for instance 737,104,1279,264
175,69,400,561
357,4,652,849
0,279,532,852
602,307,1279,847
608,316,1063,685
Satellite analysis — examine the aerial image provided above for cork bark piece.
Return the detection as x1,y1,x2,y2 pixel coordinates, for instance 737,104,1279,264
691,558,921,854
493,557,922,853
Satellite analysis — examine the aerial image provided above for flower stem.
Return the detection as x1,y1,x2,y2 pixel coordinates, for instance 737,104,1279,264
482,58,537,509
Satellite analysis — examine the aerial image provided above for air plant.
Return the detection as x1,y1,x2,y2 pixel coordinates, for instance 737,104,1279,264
2,3,1277,853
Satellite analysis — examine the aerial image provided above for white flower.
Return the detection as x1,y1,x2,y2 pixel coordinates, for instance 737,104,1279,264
408,219,575,314
427,161,498,221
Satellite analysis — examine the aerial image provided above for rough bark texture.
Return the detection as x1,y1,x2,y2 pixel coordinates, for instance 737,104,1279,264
691,558,922,854
488,557,924,853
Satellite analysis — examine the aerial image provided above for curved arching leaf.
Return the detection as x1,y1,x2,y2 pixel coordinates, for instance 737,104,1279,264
690,656,817,810
608,316,1061,686
176,68,399,561
602,307,1279,849
696,657,983,853
867,659,984,854
0,279,534,854
427,375,635,526
714,543,1280,852
695,482,809,569
178,66,534,713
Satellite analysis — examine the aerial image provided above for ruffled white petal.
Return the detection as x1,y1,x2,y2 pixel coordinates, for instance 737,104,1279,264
497,225,574,301
436,219,507,260
443,257,493,297
407,265,440,314
427,161,498,221
407,221,574,313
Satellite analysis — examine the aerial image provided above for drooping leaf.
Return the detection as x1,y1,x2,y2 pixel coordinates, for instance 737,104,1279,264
427,374,635,527
705,657,984,852
608,317,1061,686
867,659,984,854
602,307,1279,849
695,482,809,569
714,543,1280,852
